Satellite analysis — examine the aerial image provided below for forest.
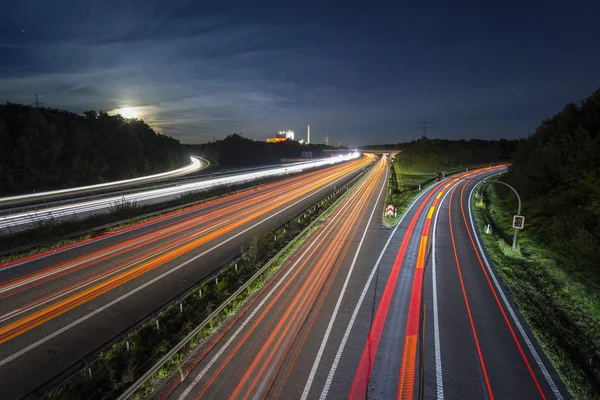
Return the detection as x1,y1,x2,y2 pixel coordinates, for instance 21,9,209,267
366,137,518,173
0,103,186,196
186,133,337,167
502,88,600,283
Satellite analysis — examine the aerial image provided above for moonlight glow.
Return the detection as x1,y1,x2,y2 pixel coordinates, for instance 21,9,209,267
118,107,138,119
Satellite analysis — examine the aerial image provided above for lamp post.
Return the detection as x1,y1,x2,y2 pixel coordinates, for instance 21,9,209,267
483,179,522,250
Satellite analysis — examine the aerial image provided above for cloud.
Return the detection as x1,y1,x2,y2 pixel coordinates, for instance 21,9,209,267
2,1,599,145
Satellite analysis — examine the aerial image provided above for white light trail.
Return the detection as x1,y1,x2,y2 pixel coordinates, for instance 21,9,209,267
0,153,360,230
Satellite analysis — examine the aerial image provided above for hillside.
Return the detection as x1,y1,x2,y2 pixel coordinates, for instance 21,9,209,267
481,88,600,397
373,138,518,173
187,134,337,167
503,88,600,284
0,103,186,196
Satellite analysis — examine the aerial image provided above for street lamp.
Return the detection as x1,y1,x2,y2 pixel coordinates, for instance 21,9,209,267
482,179,523,250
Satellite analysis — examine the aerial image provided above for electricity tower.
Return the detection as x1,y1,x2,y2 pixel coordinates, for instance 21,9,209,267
33,93,46,108
417,118,433,139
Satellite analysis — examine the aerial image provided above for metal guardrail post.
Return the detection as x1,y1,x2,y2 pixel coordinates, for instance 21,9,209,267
117,162,371,400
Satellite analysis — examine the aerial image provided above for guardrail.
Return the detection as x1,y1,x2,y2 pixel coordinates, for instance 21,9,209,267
0,153,360,230
0,157,207,208
0,158,362,261
0,159,323,215
118,165,370,400
20,160,373,400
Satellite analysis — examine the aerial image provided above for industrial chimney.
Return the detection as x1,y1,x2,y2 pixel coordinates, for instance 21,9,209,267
307,125,311,144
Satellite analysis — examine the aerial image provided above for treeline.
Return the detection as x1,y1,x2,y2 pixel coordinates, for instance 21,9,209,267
186,133,336,167
503,88,600,283
382,138,518,173
0,103,186,195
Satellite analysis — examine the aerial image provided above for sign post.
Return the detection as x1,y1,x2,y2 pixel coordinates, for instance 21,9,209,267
484,179,523,250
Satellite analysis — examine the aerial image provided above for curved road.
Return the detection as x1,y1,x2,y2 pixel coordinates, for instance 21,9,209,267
156,163,568,400
0,154,371,399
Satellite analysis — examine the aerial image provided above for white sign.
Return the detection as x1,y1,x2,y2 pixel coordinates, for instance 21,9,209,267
387,204,394,217
512,215,525,229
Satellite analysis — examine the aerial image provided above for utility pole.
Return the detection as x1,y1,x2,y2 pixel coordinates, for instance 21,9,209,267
417,118,432,139
324,135,330,146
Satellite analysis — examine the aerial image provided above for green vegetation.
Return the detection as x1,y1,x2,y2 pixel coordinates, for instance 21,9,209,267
383,162,434,226
472,88,600,398
0,103,186,195
40,165,370,400
382,137,514,226
187,133,339,167
362,137,516,171
475,183,598,399
0,167,331,260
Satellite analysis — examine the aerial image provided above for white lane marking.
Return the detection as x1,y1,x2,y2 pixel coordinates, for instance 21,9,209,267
467,182,563,399
0,171,356,367
431,186,458,400
177,166,374,399
1,194,298,321
300,163,386,400
0,155,360,229
318,180,438,400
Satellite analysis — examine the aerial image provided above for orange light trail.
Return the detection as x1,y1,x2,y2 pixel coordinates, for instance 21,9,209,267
0,156,373,344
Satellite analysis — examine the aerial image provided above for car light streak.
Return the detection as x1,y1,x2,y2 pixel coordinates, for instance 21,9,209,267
0,156,371,344
0,153,360,229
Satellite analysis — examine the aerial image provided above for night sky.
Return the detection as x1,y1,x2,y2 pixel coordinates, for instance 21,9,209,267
1,1,599,146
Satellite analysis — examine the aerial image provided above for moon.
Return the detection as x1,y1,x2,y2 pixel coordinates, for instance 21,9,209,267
119,107,138,119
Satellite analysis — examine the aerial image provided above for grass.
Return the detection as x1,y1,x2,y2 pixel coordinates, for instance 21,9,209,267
382,162,479,227
473,180,600,399
133,160,373,398
0,167,334,264
41,162,374,400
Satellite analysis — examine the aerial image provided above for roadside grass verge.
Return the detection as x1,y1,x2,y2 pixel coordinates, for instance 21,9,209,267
132,162,373,399
473,181,600,399
40,162,373,400
0,166,334,264
382,162,478,227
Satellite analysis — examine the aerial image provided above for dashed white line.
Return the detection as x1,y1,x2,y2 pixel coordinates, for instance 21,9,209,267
316,181,438,400
300,162,386,400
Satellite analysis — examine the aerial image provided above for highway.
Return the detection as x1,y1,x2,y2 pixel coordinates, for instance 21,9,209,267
161,153,390,400
0,153,359,231
156,164,567,400
0,156,207,209
0,154,371,399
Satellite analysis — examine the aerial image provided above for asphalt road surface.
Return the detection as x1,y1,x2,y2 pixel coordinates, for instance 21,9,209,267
161,154,390,400
0,154,371,399
158,163,568,400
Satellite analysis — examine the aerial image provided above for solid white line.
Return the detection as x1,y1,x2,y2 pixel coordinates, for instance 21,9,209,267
467,182,563,399
177,166,373,399
0,171,355,367
177,219,333,399
430,184,460,400
318,180,438,400
300,162,386,400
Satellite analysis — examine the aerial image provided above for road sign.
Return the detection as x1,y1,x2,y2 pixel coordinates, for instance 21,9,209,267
387,204,394,217
513,215,525,229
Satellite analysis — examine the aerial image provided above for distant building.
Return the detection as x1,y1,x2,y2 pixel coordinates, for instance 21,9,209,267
266,130,295,143
266,137,287,143
301,151,313,159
